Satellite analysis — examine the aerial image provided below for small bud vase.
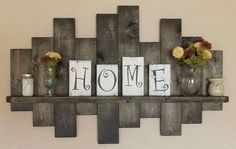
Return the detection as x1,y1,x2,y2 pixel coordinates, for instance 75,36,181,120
45,64,57,96
208,78,224,96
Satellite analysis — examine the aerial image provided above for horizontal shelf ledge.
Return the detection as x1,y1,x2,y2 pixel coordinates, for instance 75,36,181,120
6,96,229,104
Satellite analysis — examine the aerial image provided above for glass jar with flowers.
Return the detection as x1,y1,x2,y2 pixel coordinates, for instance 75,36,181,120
172,38,212,96
41,51,61,96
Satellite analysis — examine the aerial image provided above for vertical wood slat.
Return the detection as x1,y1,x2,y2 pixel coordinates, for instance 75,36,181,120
118,6,141,128
139,42,161,118
181,37,202,124
55,103,76,137
32,37,54,126
96,14,119,143
98,103,119,144
53,18,75,96
202,51,223,111
160,103,181,136
53,18,76,137
10,49,32,111
75,38,97,114
160,19,182,135
97,14,118,64
33,103,54,126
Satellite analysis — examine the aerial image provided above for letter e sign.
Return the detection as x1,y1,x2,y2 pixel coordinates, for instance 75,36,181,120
69,60,91,96
149,64,170,96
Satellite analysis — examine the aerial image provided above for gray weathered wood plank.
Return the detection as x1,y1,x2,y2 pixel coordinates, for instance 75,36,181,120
53,18,75,96
76,103,97,115
139,42,160,118
181,102,202,124
160,19,182,135
32,37,53,96
55,103,76,137
7,96,229,104
160,103,181,136
98,103,119,144
96,14,119,143
10,49,32,111
141,103,160,118
75,38,97,117
160,19,182,95
32,37,55,126
76,38,96,96
33,103,54,126
118,6,141,127
202,51,223,111
118,6,139,58
181,37,202,124
119,103,141,127
97,14,118,64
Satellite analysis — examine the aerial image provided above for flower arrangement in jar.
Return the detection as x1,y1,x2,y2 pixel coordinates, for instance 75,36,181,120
172,38,213,95
41,51,61,96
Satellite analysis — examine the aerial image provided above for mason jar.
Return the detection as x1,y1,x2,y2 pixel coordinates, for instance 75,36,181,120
22,74,34,96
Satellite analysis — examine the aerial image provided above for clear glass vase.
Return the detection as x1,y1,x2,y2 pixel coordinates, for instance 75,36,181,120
180,66,201,96
45,65,57,96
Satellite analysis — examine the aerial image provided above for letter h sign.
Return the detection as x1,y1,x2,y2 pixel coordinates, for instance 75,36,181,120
69,60,91,96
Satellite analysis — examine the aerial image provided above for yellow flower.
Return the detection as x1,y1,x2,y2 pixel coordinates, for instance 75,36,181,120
45,51,61,60
202,50,212,60
173,46,184,58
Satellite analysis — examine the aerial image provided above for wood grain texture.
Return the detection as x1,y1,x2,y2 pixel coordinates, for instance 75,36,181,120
53,18,75,96
32,37,53,96
55,103,76,137
76,38,96,96
119,103,140,127
33,103,54,126
7,96,229,103
160,103,181,136
202,51,223,111
98,103,119,144
181,102,202,124
10,49,32,111
160,19,182,135
181,37,202,124
139,42,160,118
97,14,118,64
76,103,97,115
32,37,55,126
118,6,140,127
96,15,120,143
160,19,182,95
118,6,139,57
141,103,160,118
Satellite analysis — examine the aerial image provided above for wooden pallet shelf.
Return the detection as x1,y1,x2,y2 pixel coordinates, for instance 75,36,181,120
7,96,229,103
6,5,229,144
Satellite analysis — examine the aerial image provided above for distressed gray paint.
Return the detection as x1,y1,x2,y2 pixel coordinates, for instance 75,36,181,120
32,37,55,126
33,103,54,126
10,49,32,111
53,18,75,96
160,19,182,135
139,42,160,118
181,37,203,124
55,103,76,137
98,103,119,144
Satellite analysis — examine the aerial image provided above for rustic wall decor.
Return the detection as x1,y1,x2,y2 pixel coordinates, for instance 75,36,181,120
6,5,228,144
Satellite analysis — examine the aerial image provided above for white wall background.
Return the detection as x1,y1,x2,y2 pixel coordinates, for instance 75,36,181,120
0,0,235,149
